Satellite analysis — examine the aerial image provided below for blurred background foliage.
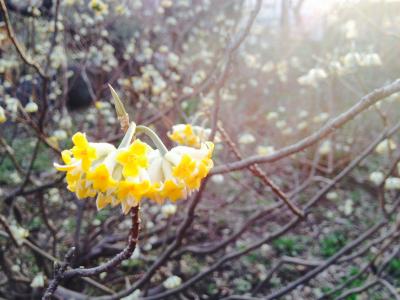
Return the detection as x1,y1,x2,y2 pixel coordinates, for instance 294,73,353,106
1,0,400,299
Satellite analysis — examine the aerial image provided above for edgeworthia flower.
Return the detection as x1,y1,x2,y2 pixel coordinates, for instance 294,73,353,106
54,122,214,214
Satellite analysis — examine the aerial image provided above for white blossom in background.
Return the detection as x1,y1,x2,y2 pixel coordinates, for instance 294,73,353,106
282,127,293,136
167,53,180,67
211,174,224,184
343,199,354,216
24,101,39,113
239,133,256,144
257,146,275,156
343,52,362,69
0,57,18,73
10,225,29,246
342,52,382,70
298,110,309,119
369,171,385,186
278,106,286,113
275,120,286,129
53,129,68,141
375,139,396,155
50,45,67,69
182,86,194,95
329,60,346,76
161,203,177,218
384,177,400,190
298,68,328,88
191,70,206,85
10,171,22,184
31,273,45,288
313,112,329,123
5,96,18,118
360,53,382,67
297,121,308,131
318,140,332,156
266,111,279,121
261,61,274,73
123,39,136,60
260,244,273,256
47,188,61,204
343,20,358,39
326,191,339,200
163,275,182,289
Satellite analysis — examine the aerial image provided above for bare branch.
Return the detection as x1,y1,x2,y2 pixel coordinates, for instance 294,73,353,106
0,0,48,79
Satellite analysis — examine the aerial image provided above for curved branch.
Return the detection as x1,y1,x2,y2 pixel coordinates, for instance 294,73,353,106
0,0,48,79
43,206,140,299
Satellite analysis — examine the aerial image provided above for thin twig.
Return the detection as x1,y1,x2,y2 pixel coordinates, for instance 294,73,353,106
378,278,400,300
0,0,47,79
218,123,304,217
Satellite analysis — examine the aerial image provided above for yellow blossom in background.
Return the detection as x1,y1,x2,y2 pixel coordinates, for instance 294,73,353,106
115,4,127,15
0,106,7,123
89,0,108,15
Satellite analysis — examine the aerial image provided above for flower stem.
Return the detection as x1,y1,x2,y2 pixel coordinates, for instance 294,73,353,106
118,122,136,149
135,125,168,155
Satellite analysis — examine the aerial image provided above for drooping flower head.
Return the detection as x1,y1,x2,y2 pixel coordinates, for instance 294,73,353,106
54,122,214,214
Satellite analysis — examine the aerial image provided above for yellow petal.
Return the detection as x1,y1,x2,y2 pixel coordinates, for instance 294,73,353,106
96,193,111,210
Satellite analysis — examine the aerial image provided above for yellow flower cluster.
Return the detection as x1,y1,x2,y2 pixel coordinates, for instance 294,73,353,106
54,126,214,214
168,124,211,148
